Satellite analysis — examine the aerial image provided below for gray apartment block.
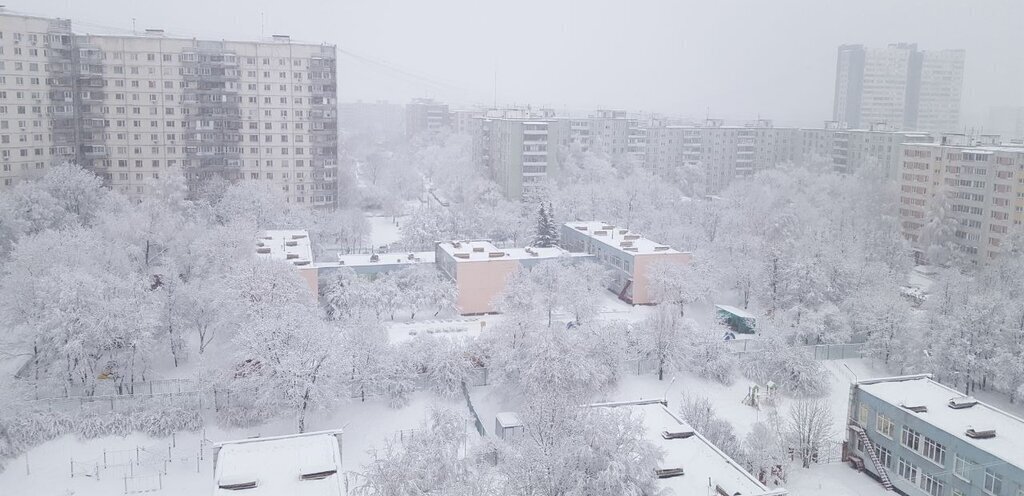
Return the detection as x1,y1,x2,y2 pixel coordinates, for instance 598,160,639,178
847,375,1024,496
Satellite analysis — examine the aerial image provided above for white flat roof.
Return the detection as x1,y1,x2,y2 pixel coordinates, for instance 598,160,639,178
595,401,782,495
214,431,344,496
566,221,681,255
329,251,435,268
436,240,584,262
256,230,313,266
858,376,1024,468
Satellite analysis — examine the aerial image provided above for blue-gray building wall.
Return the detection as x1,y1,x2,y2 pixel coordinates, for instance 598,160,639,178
849,386,1024,496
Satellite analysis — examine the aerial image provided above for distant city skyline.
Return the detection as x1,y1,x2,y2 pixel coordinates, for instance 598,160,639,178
22,0,1024,130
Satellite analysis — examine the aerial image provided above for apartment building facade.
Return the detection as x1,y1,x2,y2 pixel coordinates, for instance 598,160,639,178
832,123,934,177
847,375,1024,496
0,11,339,206
643,119,799,194
834,43,965,133
405,97,449,138
472,108,563,200
898,136,1024,264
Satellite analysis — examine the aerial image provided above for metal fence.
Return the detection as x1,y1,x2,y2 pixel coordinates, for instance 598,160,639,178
20,378,201,401
123,473,163,494
807,343,864,360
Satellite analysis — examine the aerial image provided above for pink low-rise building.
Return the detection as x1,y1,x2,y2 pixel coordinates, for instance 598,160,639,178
560,222,691,305
255,230,320,295
434,240,592,315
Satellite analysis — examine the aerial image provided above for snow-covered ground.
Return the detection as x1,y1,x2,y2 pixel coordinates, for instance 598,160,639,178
0,391,463,496
367,214,405,248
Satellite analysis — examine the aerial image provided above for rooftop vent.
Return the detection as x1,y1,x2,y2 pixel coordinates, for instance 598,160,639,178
408,253,416,260
618,229,628,235
661,427,695,440
949,397,978,409
488,251,505,258
255,247,271,254
285,240,298,247
271,34,291,42
619,241,633,247
902,403,928,413
655,467,685,479
369,254,379,263
473,247,485,253
300,467,337,481
293,260,310,266
623,247,639,252
286,253,299,260
601,225,615,230
218,476,258,490
624,234,640,241
291,234,307,239
594,230,608,236
574,225,588,231
653,246,670,252
144,29,165,37
451,241,462,248
966,428,996,439
454,253,469,259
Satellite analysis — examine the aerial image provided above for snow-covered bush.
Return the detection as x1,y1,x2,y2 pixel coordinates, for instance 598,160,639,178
678,394,743,461
741,338,829,398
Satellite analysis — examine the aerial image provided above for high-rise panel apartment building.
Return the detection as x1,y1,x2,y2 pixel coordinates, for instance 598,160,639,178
643,119,799,194
898,135,1024,265
0,11,339,206
472,108,563,200
834,43,964,133
405,98,450,138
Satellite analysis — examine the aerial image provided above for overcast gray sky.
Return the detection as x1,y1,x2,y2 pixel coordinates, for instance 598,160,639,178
26,0,1024,128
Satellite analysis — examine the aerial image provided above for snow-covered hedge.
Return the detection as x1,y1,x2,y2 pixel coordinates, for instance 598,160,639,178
0,395,202,471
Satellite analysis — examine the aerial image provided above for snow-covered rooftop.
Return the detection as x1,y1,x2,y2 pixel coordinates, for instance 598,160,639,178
858,375,1024,468
436,240,582,262
566,222,682,255
325,251,435,268
213,430,344,496
592,400,785,496
255,230,314,267
715,304,756,319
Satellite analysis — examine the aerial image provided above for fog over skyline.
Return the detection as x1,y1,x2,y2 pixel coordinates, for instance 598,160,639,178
26,0,1024,128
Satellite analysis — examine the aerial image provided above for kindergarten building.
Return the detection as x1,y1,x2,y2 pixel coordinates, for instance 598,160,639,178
434,240,592,314
560,222,692,304
847,374,1024,496
257,221,690,314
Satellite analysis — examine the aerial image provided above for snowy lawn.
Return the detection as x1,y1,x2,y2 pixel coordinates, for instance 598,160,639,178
367,214,405,248
785,462,889,495
0,391,464,495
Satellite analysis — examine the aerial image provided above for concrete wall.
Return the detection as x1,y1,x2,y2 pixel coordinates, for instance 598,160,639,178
631,252,692,305
454,259,519,314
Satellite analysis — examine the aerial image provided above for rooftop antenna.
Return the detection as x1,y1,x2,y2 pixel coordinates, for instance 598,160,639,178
131,17,136,35
260,11,265,39
492,64,497,108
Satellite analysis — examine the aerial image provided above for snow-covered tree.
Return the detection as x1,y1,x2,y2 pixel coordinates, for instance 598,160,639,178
785,399,834,468
678,394,743,461
532,203,558,248
229,304,346,432
633,304,690,381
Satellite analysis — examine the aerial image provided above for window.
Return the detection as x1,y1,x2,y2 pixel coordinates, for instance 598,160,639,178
901,427,921,451
984,469,1002,495
920,474,944,496
921,437,945,466
875,445,892,469
876,413,894,438
897,458,918,484
953,454,971,481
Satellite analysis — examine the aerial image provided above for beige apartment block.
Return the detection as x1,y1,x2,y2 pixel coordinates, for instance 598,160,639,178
0,11,338,207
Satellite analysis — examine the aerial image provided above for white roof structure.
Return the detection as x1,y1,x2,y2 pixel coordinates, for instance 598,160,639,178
591,400,786,496
565,222,681,255
715,304,756,319
858,375,1024,469
436,240,584,262
255,230,314,267
213,430,344,496
328,251,435,268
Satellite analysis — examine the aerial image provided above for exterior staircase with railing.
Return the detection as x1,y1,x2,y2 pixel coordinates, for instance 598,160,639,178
849,423,893,491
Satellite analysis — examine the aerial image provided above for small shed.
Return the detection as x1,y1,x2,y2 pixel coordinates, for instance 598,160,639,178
495,412,524,441
715,304,756,334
